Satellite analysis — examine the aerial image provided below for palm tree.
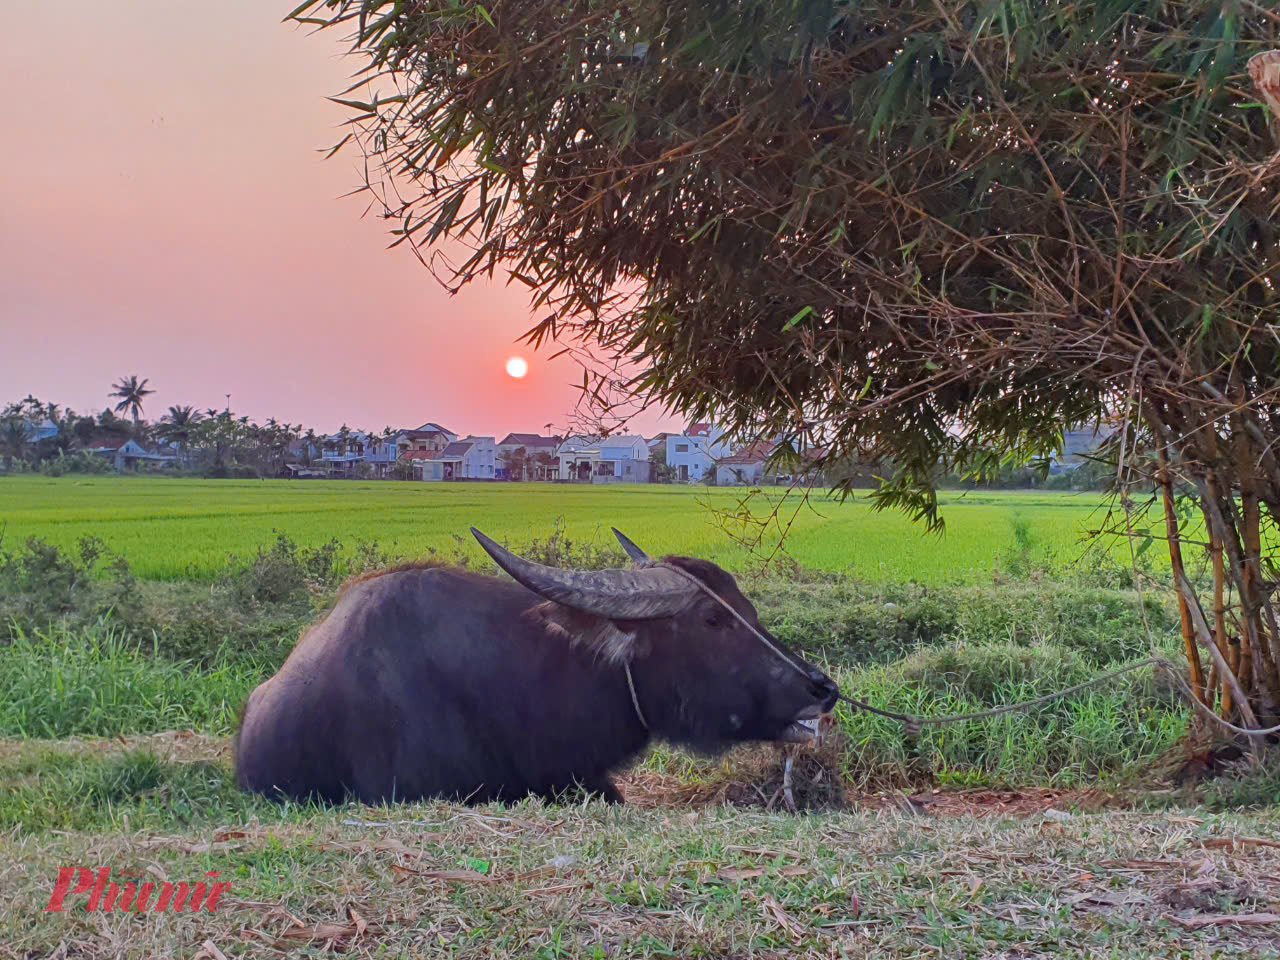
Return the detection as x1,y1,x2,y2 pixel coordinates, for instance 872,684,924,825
302,428,318,466
108,376,154,424
160,405,200,463
1,418,29,473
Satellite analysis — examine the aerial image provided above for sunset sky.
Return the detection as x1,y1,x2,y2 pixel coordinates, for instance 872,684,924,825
1,1,675,438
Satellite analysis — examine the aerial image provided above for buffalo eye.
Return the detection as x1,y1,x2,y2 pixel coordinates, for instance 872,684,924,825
705,613,722,628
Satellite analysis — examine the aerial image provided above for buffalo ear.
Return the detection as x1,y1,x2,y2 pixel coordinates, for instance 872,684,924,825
527,602,647,664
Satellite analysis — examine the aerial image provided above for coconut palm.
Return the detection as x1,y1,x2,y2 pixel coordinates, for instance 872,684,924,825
160,405,201,463
108,376,154,424
1,418,29,473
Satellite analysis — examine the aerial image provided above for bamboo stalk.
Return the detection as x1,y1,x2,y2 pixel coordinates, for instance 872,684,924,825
1177,570,1264,758
1193,472,1259,711
1158,442,1205,704
1206,470,1234,719
1233,413,1280,715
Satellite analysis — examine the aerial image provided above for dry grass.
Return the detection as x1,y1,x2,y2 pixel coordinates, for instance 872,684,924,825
7,796,1280,958
5,733,1280,958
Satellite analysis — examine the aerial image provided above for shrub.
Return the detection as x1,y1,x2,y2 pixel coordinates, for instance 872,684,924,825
829,640,1187,788
39,452,112,476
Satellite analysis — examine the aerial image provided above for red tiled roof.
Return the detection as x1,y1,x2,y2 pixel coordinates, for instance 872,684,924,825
400,449,440,461
716,441,777,465
499,433,561,447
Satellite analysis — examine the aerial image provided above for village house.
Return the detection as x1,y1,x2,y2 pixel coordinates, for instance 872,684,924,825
22,419,60,444
1049,425,1114,474
413,435,497,481
556,434,650,482
714,441,777,486
320,430,400,478
310,421,460,478
496,432,561,480
87,438,176,472
397,423,458,454
646,432,674,453
666,423,733,483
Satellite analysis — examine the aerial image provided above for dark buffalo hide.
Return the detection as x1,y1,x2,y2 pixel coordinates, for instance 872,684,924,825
235,535,838,805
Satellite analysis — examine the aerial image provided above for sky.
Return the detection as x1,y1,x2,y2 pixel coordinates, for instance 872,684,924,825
0,1,676,438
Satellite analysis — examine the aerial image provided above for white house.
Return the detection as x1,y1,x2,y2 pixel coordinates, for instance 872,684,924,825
459,436,497,478
320,429,402,477
416,436,497,481
666,423,733,483
714,442,776,486
1049,426,1114,474
496,432,561,480
557,434,650,482
557,435,602,481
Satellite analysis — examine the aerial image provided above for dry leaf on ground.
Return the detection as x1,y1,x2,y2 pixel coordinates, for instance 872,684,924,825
759,893,808,942
192,941,228,960
1199,836,1280,852
273,917,385,945
715,865,810,882
1166,912,1280,931
390,866,491,884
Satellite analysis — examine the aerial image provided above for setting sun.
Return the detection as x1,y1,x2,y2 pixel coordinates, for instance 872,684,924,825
505,356,529,379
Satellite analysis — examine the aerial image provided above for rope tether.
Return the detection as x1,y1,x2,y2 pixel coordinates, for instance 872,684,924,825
654,562,1280,740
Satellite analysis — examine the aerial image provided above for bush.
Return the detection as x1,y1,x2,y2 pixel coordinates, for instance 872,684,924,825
509,517,630,571
39,452,112,476
0,535,317,667
0,536,112,624
1200,754,1280,811
744,577,1175,670
829,640,1187,788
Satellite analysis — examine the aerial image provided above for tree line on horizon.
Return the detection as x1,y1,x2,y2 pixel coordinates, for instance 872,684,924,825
0,377,392,479
2,376,1110,491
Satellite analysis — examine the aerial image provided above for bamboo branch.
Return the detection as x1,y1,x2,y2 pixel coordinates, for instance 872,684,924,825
1158,441,1204,704
1176,570,1263,758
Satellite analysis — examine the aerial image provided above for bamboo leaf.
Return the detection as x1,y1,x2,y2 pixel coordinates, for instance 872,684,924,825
328,97,376,113
783,306,814,331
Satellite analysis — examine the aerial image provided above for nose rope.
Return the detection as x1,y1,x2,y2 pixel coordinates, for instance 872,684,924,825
656,562,815,682
624,662,649,731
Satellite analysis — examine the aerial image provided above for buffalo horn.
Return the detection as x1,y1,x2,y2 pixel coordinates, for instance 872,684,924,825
611,527,654,566
471,527,697,619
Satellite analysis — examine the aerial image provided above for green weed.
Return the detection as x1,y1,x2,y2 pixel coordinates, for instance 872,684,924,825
829,640,1188,788
0,622,267,738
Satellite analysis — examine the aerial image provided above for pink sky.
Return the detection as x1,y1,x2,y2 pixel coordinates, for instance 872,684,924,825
0,1,676,438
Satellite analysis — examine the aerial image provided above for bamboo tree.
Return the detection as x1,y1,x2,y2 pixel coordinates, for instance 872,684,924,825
291,0,1280,728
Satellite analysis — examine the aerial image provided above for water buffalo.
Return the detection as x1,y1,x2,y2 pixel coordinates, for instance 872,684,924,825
234,527,839,805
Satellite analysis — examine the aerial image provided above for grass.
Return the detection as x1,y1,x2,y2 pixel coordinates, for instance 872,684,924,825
830,641,1188,789
0,475,1164,583
5,738,1280,959
0,603,1190,792
4,478,1280,956
0,526,1191,791
0,622,265,739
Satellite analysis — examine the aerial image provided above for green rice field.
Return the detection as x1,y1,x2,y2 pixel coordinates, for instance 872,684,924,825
0,476,1158,583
